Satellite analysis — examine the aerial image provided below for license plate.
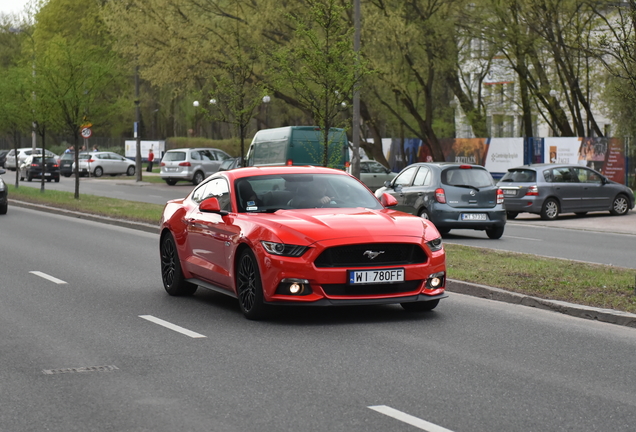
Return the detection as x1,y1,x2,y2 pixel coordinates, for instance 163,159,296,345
349,268,404,285
461,213,487,221
44,172,51,176
503,189,517,196
167,167,178,172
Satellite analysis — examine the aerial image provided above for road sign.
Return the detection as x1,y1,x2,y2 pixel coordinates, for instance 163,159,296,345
81,127,92,139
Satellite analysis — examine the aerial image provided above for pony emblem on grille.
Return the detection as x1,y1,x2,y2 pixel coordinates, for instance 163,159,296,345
363,250,385,260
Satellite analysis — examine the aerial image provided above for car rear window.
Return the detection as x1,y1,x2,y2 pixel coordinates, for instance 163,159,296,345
61,153,74,160
499,169,536,183
163,151,186,162
442,167,494,188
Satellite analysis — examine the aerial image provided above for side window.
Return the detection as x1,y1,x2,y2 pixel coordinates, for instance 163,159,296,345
191,151,201,161
360,163,370,173
369,162,386,174
393,166,418,187
550,167,576,182
199,150,214,161
573,167,601,184
412,167,430,186
192,178,231,211
214,150,228,161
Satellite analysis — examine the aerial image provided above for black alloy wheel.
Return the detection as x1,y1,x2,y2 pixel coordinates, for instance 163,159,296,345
160,232,197,296
236,249,269,320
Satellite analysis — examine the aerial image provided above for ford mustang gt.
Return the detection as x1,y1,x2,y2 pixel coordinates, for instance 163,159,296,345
160,165,446,320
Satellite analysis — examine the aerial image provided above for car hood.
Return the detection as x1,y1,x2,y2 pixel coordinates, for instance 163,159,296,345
244,208,431,245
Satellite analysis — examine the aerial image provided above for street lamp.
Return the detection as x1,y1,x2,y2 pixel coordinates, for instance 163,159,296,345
209,99,217,139
192,100,200,137
262,95,271,129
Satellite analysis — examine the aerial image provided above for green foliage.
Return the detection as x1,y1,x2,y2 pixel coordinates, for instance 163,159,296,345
165,137,240,156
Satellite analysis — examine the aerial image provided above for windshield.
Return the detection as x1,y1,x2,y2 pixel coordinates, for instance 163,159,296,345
234,173,383,212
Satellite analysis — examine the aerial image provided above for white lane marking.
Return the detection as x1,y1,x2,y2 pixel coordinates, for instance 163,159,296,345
368,405,455,432
139,315,206,338
29,271,67,285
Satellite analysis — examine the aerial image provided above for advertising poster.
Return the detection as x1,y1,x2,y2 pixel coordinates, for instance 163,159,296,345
542,137,581,164
125,140,165,161
483,138,524,174
602,138,625,183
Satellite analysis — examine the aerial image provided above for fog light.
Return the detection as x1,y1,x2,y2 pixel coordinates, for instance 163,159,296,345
426,272,445,289
430,277,441,288
276,278,312,296
289,283,301,294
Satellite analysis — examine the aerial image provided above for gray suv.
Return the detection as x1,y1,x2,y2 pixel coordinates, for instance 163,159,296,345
160,148,232,185
498,163,635,220
375,162,506,239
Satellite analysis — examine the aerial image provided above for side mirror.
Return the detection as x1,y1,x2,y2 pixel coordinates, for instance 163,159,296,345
383,180,393,188
380,193,398,207
0,168,5,175
200,197,229,216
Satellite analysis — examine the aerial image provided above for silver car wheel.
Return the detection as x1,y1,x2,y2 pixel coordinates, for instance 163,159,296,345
541,198,559,220
611,195,629,216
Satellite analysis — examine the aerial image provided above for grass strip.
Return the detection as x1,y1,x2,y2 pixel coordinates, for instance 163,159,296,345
7,184,636,313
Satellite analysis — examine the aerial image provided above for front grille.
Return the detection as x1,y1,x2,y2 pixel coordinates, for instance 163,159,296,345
314,243,427,268
322,280,422,296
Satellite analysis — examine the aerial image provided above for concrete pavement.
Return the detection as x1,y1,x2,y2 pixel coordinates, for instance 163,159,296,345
8,187,636,328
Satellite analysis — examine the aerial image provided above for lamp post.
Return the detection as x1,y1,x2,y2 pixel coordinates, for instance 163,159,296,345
209,99,217,138
262,95,271,129
192,100,200,137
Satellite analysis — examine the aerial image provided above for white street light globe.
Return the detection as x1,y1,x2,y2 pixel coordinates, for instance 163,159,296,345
262,95,271,104
210,99,217,105
193,100,200,107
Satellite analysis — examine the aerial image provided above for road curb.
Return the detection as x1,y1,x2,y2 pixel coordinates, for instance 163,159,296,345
8,199,159,234
8,198,636,328
447,279,636,328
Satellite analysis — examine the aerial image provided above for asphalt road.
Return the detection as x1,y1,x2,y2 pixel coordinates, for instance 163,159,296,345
3,206,636,432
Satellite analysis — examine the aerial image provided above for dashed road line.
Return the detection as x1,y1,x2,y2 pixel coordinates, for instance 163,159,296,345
368,405,455,432
29,271,67,285
139,315,206,338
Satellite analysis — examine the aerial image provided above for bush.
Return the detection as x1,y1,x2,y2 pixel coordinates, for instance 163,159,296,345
165,137,241,157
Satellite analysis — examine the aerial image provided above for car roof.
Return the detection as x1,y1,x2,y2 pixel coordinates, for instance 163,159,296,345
218,165,349,181
165,148,226,152
507,163,589,171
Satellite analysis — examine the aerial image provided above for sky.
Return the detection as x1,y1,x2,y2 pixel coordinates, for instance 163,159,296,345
0,0,33,16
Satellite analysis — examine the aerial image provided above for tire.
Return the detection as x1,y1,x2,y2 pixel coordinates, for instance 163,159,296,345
54,178,60,183
192,171,205,185
93,167,103,177
486,225,505,239
126,166,135,176
506,211,518,220
63,173,71,178
47,178,52,182
574,212,587,217
27,174,32,182
236,249,269,320
160,232,197,296
401,299,439,312
418,208,431,220
437,228,451,235
610,194,629,216
540,198,559,220
165,179,177,186
0,203,7,215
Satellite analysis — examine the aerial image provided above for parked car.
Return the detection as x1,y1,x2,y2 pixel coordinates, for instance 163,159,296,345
59,152,75,177
160,148,232,185
75,151,136,177
375,162,506,239
497,163,635,220
0,168,7,214
351,160,398,191
0,150,8,168
218,157,242,171
19,155,60,182
159,165,447,320
5,148,57,171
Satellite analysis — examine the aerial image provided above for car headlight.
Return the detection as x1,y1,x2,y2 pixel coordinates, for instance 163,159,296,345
426,237,443,252
0,178,5,191
261,241,308,257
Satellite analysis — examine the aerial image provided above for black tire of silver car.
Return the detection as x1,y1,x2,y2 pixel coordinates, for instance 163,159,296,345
94,166,104,177
401,299,440,312
610,194,629,216
236,249,269,320
540,198,559,220
192,171,205,185
506,211,518,220
160,232,198,296
165,179,177,186
486,225,505,239
127,166,135,176
0,202,7,215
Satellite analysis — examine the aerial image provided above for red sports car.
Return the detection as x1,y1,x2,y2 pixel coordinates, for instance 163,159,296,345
160,165,446,320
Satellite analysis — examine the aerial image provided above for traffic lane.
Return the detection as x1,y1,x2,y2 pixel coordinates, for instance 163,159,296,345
13,175,191,205
442,223,636,269
3,210,636,431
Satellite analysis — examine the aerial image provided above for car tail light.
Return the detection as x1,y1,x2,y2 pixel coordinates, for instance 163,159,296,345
286,159,293,166
31,163,38,167
179,161,191,167
53,164,59,168
459,165,472,169
497,188,504,204
88,158,95,163
525,185,539,196
160,162,166,166
435,188,446,203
